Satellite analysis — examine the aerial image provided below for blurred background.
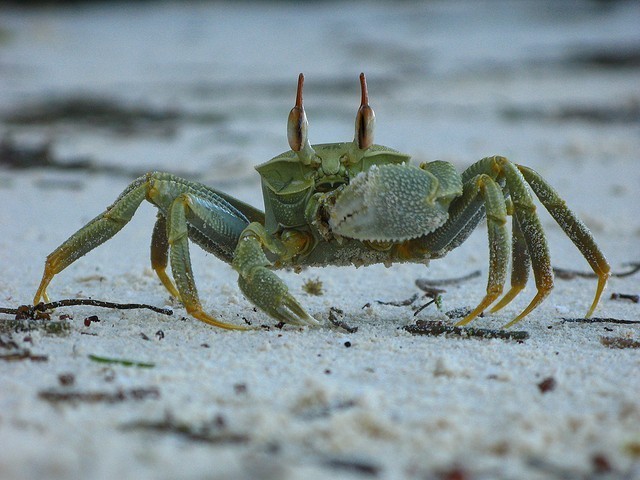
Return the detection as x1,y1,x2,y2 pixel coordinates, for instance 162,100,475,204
1,0,638,187
0,4,639,478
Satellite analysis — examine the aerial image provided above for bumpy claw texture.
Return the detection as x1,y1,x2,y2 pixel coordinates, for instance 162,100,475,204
232,233,319,326
330,164,451,242
237,268,318,326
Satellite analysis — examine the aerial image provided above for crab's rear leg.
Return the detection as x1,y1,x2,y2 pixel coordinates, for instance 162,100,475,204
418,157,555,326
517,165,610,317
165,193,249,330
492,158,555,327
448,175,510,326
34,177,149,304
489,210,531,313
150,213,181,300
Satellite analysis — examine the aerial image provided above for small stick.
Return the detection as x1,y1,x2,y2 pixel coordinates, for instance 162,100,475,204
38,387,160,404
375,293,419,307
561,317,640,325
413,298,437,317
0,299,173,318
415,270,480,288
120,414,249,445
600,336,640,349
328,307,358,333
404,320,529,340
0,350,48,362
415,285,446,298
554,261,640,280
610,293,639,304
614,262,640,277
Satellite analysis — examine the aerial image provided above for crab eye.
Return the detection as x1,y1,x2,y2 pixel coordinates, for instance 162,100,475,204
354,72,375,150
287,73,308,152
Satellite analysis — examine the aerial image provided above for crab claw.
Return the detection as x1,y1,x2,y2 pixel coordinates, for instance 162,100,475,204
329,163,451,242
233,232,320,327
237,266,320,326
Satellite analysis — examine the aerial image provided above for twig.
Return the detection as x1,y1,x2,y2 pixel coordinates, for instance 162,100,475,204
328,307,358,333
610,293,639,304
404,320,529,340
561,317,640,325
415,285,446,299
375,293,419,306
0,349,48,362
415,270,481,288
0,299,173,319
413,298,437,316
323,458,380,477
600,336,640,349
120,413,249,445
554,261,640,280
38,387,160,404
614,262,640,277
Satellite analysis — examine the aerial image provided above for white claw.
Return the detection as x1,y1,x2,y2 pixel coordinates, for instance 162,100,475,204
329,164,450,242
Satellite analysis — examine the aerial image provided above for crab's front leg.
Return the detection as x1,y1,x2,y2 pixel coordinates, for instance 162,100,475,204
34,177,150,305
232,223,319,326
34,172,260,330
160,192,251,330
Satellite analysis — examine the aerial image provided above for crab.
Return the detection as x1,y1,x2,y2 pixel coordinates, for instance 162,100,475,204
33,73,611,330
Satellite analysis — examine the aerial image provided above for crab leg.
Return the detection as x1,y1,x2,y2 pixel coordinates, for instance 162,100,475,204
165,193,249,330
232,223,319,326
150,213,181,300
517,165,610,317
450,156,555,326
490,157,554,327
489,211,531,313
34,177,149,304
413,179,485,256
35,172,260,329
404,172,509,324
454,175,509,326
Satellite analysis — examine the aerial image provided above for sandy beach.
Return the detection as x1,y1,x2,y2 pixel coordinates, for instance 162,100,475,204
1,2,639,479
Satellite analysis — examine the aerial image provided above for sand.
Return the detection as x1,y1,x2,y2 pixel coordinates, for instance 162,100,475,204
1,2,639,479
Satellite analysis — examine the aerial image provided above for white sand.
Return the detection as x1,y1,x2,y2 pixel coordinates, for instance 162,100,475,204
1,2,640,479
2,165,639,479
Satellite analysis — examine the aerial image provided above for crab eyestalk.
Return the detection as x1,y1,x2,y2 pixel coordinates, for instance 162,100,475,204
287,73,318,165
354,72,375,151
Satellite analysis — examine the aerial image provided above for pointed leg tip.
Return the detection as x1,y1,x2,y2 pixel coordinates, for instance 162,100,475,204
501,317,523,329
455,309,482,327
454,317,474,327
275,300,320,327
585,297,600,319
456,292,504,327
489,286,524,314
33,291,50,305
585,272,609,318
190,308,250,331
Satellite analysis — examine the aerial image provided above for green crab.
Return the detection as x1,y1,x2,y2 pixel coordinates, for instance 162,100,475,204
34,74,610,330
